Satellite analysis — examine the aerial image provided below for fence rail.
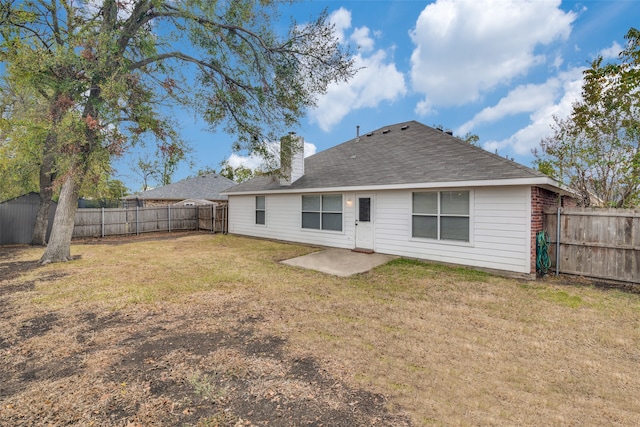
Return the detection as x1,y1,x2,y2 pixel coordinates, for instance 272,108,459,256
72,205,227,238
543,207,639,284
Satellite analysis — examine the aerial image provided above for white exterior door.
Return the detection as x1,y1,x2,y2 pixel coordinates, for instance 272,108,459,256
355,194,374,250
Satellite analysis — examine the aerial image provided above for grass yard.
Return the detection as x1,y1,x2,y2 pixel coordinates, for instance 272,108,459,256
1,232,639,426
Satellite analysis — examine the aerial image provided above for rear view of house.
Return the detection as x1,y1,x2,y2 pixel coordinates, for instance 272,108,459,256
223,121,574,276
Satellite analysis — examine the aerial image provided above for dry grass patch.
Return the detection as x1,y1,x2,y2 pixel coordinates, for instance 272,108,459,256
1,233,640,426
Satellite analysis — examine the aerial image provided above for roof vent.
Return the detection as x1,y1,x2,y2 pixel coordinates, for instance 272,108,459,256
382,129,390,134
445,129,453,136
366,132,374,137
401,125,409,130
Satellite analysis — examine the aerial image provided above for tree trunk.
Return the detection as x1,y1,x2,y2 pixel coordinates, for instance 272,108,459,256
40,173,80,264
32,95,64,246
31,132,57,246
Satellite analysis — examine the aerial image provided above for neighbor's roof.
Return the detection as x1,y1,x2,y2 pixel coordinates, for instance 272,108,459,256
124,174,235,201
224,120,567,195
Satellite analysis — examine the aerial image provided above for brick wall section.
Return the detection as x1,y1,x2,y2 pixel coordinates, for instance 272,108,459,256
530,187,561,274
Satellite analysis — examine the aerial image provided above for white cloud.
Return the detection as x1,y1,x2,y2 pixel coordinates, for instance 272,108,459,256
329,8,352,44
551,54,564,70
306,7,407,132
600,41,622,60
310,50,407,131
457,80,562,135
409,0,576,111
415,99,434,116
227,142,317,170
482,67,584,155
351,27,375,52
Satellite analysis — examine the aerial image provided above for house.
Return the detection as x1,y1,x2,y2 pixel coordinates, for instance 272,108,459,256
123,173,236,207
222,121,575,277
0,192,57,245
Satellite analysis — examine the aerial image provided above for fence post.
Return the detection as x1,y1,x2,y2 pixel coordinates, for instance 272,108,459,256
101,207,105,238
224,204,228,234
136,206,139,236
168,205,171,232
555,207,561,276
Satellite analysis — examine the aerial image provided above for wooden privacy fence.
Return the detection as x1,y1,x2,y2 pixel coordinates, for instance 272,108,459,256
72,205,227,238
543,207,639,284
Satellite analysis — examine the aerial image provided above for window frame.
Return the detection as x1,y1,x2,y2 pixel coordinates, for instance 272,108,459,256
411,190,471,243
301,194,343,232
255,195,266,226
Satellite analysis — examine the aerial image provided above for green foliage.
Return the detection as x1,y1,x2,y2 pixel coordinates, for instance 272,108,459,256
130,140,191,190
534,27,640,207
219,161,256,183
1,0,354,262
462,132,480,146
2,0,354,183
0,83,44,199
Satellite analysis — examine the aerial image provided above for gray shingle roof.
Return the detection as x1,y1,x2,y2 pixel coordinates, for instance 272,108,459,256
124,174,235,201
224,120,552,194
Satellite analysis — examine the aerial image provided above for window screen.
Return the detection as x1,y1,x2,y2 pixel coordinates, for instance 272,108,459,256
412,191,469,242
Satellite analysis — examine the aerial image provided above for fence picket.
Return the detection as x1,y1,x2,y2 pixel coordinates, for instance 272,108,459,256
68,205,228,238
543,207,639,284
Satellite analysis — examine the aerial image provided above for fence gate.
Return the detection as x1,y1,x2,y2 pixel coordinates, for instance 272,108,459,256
198,204,228,234
543,207,639,284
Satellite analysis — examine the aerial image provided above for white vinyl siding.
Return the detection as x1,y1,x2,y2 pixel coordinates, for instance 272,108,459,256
228,185,532,274
376,187,529,273
228,194,354,248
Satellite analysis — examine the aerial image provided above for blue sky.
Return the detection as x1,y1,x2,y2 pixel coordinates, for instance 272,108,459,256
113,0,639,192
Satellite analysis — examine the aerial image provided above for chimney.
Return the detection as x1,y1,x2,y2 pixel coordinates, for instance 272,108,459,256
280,132,305,186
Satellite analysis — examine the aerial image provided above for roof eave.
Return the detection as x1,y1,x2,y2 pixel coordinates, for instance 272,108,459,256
223,177,572,196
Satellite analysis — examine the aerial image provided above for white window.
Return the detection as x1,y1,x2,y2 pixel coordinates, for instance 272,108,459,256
412,191,469,242
255,196,265,225
302,194,342,231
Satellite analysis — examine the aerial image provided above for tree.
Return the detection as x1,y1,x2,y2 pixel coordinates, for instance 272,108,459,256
0,82,43,201
157,141,191,186
1,0,355,263
131,158,158,191
462,132,480,146
219,161,256,183
534,28,640,207
130,140,190,190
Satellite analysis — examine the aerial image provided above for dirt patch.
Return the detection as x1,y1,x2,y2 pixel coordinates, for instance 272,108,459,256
541,273,640,294
0,260,40,285
0,291,411,426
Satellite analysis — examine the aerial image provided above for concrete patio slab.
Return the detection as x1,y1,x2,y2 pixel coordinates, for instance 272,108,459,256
281,248,397,277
